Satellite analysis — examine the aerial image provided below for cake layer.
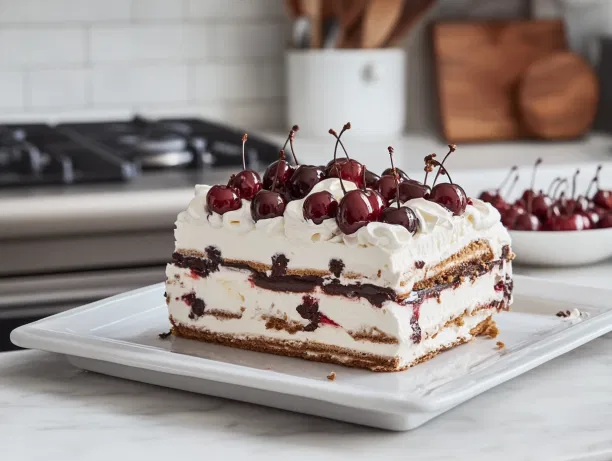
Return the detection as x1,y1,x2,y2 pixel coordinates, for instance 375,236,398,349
165,256,511,370
175,180,511,294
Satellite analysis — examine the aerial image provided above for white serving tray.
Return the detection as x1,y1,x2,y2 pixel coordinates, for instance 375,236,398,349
11,275,612,431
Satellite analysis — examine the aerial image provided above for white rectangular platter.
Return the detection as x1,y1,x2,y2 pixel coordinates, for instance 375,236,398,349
11,275,612,431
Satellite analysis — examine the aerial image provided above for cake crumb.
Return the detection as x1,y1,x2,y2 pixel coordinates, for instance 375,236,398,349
556,308,589,320
377,269,382,278
327,371,336,381
158,330,172,339
496,341,505,349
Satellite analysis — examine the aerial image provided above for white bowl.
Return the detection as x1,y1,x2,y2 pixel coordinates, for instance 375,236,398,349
510,228,612,267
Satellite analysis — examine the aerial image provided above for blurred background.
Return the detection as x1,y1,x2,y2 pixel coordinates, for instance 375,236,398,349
1,0,612,350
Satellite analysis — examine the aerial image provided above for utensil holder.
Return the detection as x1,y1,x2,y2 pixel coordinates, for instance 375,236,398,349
286,49,406,137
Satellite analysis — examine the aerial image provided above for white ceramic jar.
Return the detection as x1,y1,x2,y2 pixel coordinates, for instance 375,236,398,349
285,49,406,137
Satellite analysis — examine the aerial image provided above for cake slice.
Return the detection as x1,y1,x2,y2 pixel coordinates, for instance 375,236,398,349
165,130,513,371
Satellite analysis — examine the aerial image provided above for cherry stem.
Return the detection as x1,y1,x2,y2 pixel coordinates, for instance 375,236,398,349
530,158,542,191
388,146,400,208
423,154,436,186
497,165,518,194
506,174,519,200
271,150,285,192
547,177,562,196
241,133,248,171
432,144,456,186
553,179,568,200
584,165,602,199
430,159,454,184
569,169,580,214
281,125,299,165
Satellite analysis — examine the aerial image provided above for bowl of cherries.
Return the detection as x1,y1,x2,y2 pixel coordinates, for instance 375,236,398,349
479,160,612,267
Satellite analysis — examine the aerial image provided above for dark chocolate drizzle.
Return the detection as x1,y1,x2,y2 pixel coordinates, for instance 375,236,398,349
329,259,345,278
296,295,320,331
182,292,206,319
414,260,425,269
271,253,289,277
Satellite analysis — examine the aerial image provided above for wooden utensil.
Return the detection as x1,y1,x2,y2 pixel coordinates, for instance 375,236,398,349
384,0,436,47
361,0,405,49
333,0,369,48
432,20,567,142
518,51,598,140
300,0,323,48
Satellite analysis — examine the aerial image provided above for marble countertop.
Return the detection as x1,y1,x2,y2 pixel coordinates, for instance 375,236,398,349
1,262,612,460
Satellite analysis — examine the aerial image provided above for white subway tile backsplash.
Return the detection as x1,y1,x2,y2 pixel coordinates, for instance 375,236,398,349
132,0,186,22
0,28,86,67
27,68,89,109
92,64,188,105
193,62,283,102
187,0,285,20
0,71,24,109
212,23,287,60
0,0,131,23
90,25,211,62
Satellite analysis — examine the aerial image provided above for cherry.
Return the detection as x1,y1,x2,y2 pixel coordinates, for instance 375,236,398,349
381,206,418,234
250,190,286,222
336,189,383,235
303,191,339,224
288,165,325,199
327,159,365,188
598,213,612,228
327,123,365,187
593,190,612,210
501,205,525,229
548,214,586,231
429,183,468,215
206,185,241,215
398,180,431,202
227,133,263,200
382,167,409,181
263,155,294,190
263,127,299,190
513,213,540,231
582,209,600,227
531,193,552,220
364,169,380,188
377,174,399,204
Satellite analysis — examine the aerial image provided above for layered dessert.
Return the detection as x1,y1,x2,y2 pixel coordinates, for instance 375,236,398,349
165,126,513,371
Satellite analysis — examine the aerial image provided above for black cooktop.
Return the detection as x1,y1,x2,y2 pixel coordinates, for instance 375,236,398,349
0,116,280,188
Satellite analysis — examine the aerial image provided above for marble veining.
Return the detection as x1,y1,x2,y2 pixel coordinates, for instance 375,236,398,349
1,342,611,460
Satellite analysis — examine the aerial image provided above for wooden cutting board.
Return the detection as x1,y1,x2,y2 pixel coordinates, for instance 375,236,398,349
518,51,598,140
432,20,567,143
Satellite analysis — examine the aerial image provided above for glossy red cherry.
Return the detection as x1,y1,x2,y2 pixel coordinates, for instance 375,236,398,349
582,209,601,227
382,167,409,181
501,205,525,229
228,170,262,200
364,169,380,188
429,183,468,215
598,212,612,228
367,189,385,213
263,158,294,190
288,165,325,199
206,185,241,215
327,159,365,188
336,189,383,235
548,214,586,231
531,193,552,220
381,206,418,234
303,191,338,224
479,166,518,211
593,190,612,210
398,180,430,202
513,213,540,231
377,174,400,204
250,190,286,221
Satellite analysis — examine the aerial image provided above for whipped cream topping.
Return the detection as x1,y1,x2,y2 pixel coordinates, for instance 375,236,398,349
179,180,507,252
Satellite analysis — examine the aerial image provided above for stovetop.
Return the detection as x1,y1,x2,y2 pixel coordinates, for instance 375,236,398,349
0,116,280,188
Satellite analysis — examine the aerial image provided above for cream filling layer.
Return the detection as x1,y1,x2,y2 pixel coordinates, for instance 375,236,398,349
165,264,509,360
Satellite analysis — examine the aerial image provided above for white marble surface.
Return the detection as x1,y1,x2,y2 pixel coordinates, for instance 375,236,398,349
0,262,611,460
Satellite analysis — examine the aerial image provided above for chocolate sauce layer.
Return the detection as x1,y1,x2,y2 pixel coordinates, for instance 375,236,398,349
171,250,505,309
